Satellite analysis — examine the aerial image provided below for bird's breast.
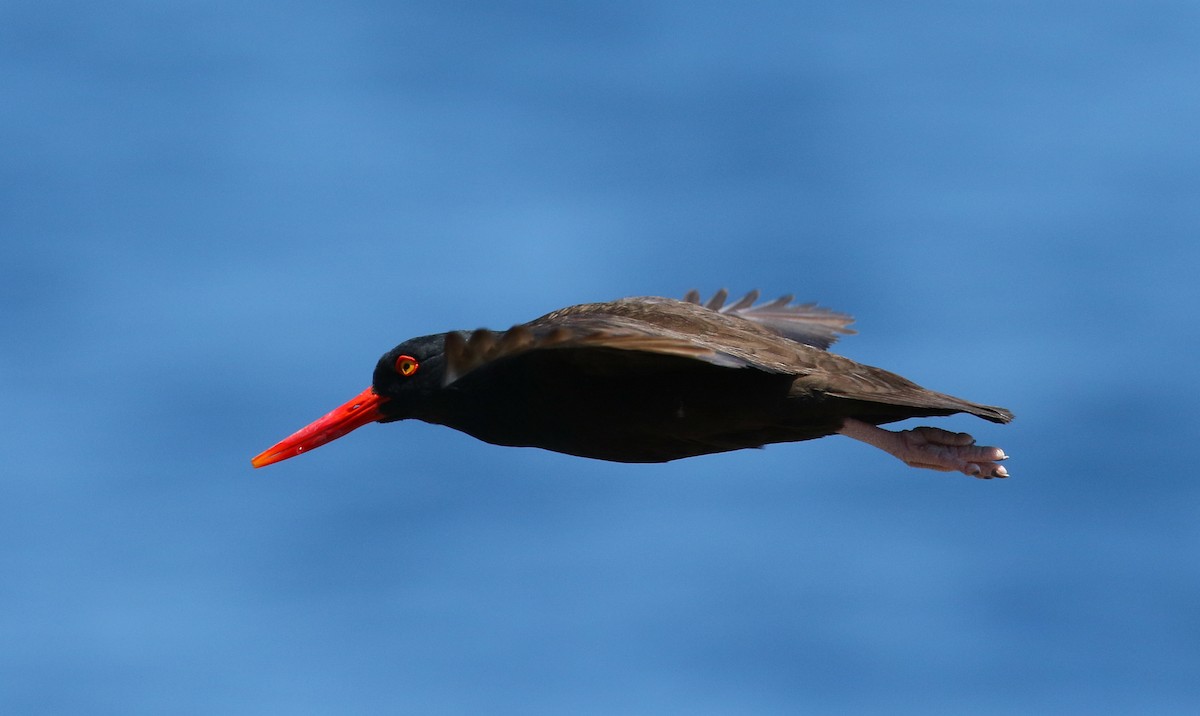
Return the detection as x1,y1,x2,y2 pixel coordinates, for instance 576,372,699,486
423,354,840,462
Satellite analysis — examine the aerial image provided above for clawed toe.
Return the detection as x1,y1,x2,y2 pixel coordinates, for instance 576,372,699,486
902,427,1010,478
838,419,1012,479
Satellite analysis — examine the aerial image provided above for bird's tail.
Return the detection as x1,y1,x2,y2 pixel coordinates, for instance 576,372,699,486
826,385,1014,426
885,390,1014,424
956,400,1014,424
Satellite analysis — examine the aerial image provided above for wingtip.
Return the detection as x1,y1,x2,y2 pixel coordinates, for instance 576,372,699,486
980,406,1015,424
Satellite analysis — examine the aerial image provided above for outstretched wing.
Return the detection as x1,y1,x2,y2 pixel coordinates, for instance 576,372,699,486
442,313,785,386
682,289,855,349
443,291,855,386
439,292,1011,425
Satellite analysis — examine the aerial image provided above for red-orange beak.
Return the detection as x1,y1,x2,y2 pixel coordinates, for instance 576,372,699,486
251,387,389,468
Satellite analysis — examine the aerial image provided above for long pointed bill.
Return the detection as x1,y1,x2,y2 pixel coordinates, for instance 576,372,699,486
252,387,389,468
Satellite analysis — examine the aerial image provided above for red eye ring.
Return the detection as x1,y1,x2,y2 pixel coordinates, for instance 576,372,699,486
395,355,419,377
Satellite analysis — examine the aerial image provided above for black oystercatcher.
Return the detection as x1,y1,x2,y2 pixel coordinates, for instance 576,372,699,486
252,290,1013,477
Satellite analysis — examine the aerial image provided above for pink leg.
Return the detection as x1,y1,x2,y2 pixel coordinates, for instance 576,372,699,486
837,418,1010,479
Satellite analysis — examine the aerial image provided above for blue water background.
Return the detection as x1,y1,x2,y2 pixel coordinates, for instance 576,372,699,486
3,2,1198,713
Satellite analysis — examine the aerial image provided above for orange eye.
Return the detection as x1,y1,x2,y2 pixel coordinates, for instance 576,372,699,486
395,355,419,377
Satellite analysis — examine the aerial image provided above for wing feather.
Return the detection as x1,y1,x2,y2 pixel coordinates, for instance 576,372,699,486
442,291,1007,425
704,288,728,311
688,289,856,349
443,308,788,386
444,291,855,385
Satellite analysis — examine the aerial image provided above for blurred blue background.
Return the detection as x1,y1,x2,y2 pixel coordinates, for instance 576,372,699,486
3,1,1198,713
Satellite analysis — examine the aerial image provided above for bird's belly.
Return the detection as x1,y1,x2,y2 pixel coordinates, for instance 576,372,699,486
437,367,841,463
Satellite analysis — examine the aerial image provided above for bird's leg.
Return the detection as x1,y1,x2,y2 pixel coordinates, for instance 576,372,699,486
836,418,1009,478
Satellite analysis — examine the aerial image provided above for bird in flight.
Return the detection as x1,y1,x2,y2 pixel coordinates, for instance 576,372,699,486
252,290,1012,477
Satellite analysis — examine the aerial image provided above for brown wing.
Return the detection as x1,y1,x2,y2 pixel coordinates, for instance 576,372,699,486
673,290,1007,421
442,316,776,386
442,294,1012,424
789,349,1014,423
682,289,855,349
442,296,826,386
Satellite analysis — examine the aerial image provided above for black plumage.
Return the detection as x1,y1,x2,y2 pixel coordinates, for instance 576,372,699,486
253,290,1012,476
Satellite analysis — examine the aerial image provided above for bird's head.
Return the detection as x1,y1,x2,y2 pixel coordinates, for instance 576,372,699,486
371,333,450,419
251,333,450,468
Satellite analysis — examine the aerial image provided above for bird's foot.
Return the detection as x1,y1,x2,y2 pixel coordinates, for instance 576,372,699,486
837,418,1010,478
